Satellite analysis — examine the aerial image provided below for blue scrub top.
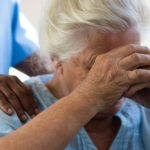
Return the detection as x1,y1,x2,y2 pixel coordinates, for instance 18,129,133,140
0,0,38,74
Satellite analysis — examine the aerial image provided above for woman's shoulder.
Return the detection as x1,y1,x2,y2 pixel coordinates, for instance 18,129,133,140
25,75,57,110
0,109,29,138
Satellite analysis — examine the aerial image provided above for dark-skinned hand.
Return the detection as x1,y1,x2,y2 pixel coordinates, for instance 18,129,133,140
0,75,39,122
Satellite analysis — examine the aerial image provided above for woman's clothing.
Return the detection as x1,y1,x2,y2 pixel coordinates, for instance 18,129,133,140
0,77,149,150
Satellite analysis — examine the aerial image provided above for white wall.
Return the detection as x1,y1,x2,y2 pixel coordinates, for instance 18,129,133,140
20,0,46,29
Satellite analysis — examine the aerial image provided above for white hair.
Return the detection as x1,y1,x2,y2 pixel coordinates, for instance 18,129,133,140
40,0,150,61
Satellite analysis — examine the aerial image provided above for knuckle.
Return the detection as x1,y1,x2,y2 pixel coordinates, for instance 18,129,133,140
126,71,133,81
95,55,103,62
131,53,140,62
126,44,136,52
126,71,136,81
102,54,111,62
143,46,150,52
135,69,143,78
95,54,113,66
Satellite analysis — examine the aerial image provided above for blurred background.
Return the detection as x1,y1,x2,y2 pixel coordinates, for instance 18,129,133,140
9,0,46,81
20,0,45,29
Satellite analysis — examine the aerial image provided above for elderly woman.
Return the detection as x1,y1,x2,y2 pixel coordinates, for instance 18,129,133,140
0,0,150,150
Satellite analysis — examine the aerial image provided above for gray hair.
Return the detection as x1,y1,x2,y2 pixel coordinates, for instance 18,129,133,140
40,0,150,61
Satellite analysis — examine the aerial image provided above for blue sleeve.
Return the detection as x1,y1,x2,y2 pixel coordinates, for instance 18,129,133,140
11,1,39,66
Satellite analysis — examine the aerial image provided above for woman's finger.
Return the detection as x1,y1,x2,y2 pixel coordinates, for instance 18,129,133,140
125,82,150,97
119,53,150,70
126,69,150,85
112,44,150,60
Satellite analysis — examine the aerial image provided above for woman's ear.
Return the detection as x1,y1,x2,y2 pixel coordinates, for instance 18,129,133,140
51,57,63,74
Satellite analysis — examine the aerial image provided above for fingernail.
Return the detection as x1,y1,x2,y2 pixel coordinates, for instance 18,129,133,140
35,108,40,114
31,114,36,118
8,108,13,114
21,115,27,122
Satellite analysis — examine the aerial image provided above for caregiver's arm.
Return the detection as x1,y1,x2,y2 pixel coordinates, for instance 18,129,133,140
15,51,53,76
1,45,150,150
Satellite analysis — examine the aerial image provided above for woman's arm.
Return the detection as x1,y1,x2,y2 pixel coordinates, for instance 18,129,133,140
0,92,99,150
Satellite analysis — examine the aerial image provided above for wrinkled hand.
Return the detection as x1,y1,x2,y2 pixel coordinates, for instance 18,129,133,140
0,75,39,122
125,72,150,108
75,44,150,111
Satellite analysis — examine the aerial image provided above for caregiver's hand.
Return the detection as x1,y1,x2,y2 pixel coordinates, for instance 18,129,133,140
0,75,39,122
75,44,150,111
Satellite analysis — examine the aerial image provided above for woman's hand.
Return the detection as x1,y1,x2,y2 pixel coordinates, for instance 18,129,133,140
75,44,150,111
0,75,39,122
124,75,150,108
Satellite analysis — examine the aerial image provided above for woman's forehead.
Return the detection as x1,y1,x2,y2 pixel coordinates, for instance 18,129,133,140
73,26,140,65
86,25,140,54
